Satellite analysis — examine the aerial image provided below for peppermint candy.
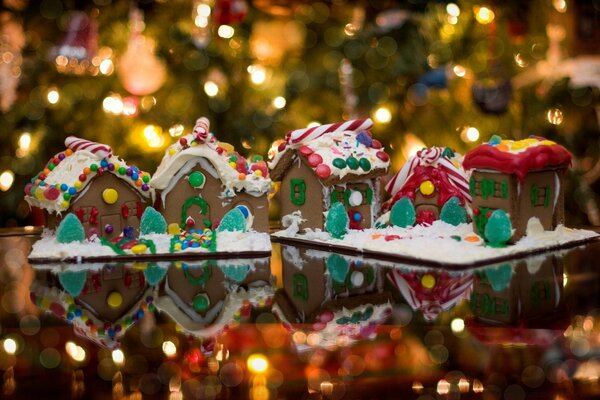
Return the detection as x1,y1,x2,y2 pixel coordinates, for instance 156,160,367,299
193,117,210,142
285,118,373,145
65,136,112,159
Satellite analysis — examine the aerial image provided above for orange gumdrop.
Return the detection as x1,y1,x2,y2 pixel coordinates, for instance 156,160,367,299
496,144,509,152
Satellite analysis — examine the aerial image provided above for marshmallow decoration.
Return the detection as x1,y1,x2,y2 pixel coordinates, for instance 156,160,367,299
285,118,373,145
65,136,112,159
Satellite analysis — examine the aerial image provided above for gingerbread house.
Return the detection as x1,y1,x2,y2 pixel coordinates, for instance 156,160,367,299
30,263,155,349
384,147,471,225
153,259,274,340
24,137,153,239
463,136,571,242
268,119,390,231
272,245,392,351
150,118,271,232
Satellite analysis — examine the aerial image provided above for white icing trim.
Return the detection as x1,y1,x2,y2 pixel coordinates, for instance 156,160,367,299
160,158,218,208
553,171,560,211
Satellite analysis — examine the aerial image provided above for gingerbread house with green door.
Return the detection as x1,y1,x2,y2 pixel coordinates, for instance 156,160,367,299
463,136,571,243
268,119,390,231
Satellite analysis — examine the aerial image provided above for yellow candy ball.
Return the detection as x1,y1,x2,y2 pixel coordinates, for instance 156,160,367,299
421,274,436,289
254,169,263,177
419,180,435,196
131,244,147,254
74,180,83,189
61,201,70,209
107,291,123,309
102,188,118,205
168,148,177,155
168,223,181,235
229,161,237,168
35,189,45,200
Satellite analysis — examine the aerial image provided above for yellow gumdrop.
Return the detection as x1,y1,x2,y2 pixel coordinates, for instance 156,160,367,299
168,223,181,235
174,243,182,251
421,274,436,289
131,244,147,254
61,201,70,209
102,188,119,205
254,169,263,177
419,180,435,196
219,142,234,153
35,189,45,200
107,291,123,309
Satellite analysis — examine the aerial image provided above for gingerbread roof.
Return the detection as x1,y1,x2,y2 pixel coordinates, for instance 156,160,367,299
150,117,271,196
268,118,390,184
24,137,153,214
463,136,572,181
385,146,471,208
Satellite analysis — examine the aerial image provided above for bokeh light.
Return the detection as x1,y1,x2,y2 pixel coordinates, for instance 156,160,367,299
217,25,235,39
474,6,495,24
143,125,165,148
204,81,219,97
273,96,286,109
3,338,17,354
247,354,269,374
547,108,564,125
446,3,460,17
65,341,86,362
451,318,465,333
112,349,125,365
162,340,177,357
0,170,15,192
248,65,267,85
46,88,59,104
374,106,392,124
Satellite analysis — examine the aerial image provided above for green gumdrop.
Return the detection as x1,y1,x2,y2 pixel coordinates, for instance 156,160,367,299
325,202,349,239
332,158,347,169
221,264,250,283
56,213,85,244
440,196,468,226
326,254,349,283
484,263,513,292
218,208,247,232
188,171,206,188
390,197,416,228
144,263,168,286
346,157,359,170
359,158,371,171
58,270,87,296
140,207,167,235
484,209,513,247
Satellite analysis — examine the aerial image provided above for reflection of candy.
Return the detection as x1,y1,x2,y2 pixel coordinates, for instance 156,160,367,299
65,136,112,159
286,118,374,145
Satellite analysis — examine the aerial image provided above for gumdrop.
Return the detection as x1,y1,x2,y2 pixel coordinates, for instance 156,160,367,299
390,197,416,228
439,196,468,226
356,131,373,147
188,171,206,188
144,263,168,286
484,209,513,247
56,213,85,244
325,202,349,239
58,269,87,296
326,254,349,283
483,263,513,292
220,264,250,283
218,208,247,232
140,207,167,235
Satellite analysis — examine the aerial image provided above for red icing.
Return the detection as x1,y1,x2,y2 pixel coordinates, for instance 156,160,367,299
463,142,571,182
416,209,436,226
89,206,99,225
121,203,129,218
74,207,85,222
136,201,143,218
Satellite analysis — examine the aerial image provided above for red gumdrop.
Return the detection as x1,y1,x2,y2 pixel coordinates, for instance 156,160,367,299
299,145,314,157
371,139,382,149
24,183,33,196
236,158,247,173
376,151,389,162
44,186,60,200
319,310,334,323
251,161,268,176
216,147,224,155
315,164,331,179
307,153,323,167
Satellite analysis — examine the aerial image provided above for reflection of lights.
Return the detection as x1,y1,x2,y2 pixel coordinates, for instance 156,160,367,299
453,65,466,77
162,341,177,357
344,23,357,37
248,65,267,85
458,378,470,392
112,349,125,365
197,3,211,17
473,379,484,393
446,3,460,17
514,53,528,68
563,273,568,287
412,381,424,393
474,6,495,24
307,332,321,347
99,58,114,75
292,331,307,344
374,107,392,124
451,318,465,333
273,96,286,109
553,0,567,13
447,15,458,25
547,108,564,125
320,381,334,396
437,379,450,395
3,338,17,354
0,170,15,192
204,81,219,97
122,97,138,117
169,124,185,137
47,88,60,104
65,341,86,362
103,94,123,115
217,25,235,39
247,354,269,374
143,125,165,148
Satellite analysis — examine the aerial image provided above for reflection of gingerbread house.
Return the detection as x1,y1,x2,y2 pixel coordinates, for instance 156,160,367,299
150,118,271,232
24,137,153,239
384,147,471,225
272,245,392,350
30,263,155,349
463,137,571,242
387,267,473,322
469,254,564,326
153,259,274,340
268,119,390,231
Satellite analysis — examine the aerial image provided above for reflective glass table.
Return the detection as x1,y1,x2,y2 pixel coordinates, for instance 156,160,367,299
0,229,599,399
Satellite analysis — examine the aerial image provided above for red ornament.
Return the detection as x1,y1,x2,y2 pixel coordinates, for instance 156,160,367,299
376,151,389,162
298,145,314,157
307,153,323,167
315,164,331,179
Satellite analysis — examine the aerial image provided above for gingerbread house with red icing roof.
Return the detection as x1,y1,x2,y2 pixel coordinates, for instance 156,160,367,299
24,137,153,239
150,118,271,232
384,146,471,225
268,119,390,231
463,136,572,243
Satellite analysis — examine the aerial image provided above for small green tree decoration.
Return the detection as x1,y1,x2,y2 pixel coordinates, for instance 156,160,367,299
56,213,85,243
325,202,349,239
140,207,167,235
390,196,416,228
440,196,468,226
484,209,513,247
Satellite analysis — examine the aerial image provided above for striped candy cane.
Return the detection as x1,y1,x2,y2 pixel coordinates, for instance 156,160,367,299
193,117,210,142
285,118,373,145
65,136,112,159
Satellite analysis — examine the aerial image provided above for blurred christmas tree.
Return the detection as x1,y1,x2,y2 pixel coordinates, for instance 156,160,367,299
0,0,598,227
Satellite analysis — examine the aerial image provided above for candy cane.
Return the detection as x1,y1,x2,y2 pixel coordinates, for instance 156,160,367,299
437,157,472,202
193,117,210,142
285,118,373,145
65,136,112,159
385,155,419,196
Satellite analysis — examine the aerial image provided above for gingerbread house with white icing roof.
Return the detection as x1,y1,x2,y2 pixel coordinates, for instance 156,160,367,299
384,147,471,225
24,137,153,239
150,118,271,233
463,136,572,242
268,118,390,231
